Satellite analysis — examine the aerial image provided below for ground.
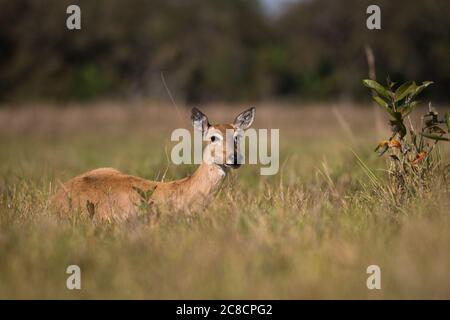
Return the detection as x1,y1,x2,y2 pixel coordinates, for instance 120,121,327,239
0,102,449,299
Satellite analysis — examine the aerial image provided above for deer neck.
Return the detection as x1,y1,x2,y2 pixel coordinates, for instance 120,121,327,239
183,161,227,203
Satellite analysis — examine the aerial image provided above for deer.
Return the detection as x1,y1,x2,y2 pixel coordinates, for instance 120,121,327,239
51,107,255,220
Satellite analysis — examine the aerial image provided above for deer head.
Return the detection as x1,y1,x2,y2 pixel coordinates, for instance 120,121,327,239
191,107,255,169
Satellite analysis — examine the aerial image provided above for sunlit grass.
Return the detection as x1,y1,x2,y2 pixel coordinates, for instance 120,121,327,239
0,103,449,299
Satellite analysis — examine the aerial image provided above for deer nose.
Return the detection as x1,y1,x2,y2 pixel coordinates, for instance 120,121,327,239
227,154,242,168
227,154,242,163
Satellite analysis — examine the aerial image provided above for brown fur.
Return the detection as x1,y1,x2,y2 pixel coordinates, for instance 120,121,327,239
51,108,255,220
52,162,227,220
52,125,231,220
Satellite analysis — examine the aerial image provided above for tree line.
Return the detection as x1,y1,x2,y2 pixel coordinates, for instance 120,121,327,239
0,0,449,104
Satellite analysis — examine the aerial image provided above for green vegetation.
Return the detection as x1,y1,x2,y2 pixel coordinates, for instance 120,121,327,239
364,79,449,203
0,104,449,298
1,0,450,102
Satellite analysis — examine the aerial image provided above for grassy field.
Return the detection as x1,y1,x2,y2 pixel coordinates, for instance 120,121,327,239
0,102,449,299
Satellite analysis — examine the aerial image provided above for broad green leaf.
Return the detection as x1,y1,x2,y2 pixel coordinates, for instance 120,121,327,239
402,101,419,116
372,96,388,109
386,76,396,89
395,81,416,102
420,132,449,141
409,81,433,100
372,96,395,118
363,79,391,99
372,96,396,117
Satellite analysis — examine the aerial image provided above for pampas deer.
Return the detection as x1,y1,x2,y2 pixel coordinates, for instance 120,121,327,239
52,107,255,219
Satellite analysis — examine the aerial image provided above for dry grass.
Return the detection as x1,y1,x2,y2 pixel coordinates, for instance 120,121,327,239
0,102,449,299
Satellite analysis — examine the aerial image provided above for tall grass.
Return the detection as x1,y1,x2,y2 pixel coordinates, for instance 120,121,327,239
0,103,449,299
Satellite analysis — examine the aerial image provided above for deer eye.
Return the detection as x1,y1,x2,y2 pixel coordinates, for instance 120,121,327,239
211,136,217,142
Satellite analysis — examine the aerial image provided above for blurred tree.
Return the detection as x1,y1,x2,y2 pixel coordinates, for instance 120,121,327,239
278,0,450,101
0,0,449,104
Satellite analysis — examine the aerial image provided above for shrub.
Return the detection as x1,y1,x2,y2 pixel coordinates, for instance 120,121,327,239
363,78,450,200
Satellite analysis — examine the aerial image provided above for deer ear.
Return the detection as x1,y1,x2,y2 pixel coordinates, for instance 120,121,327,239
191,107,210,135
234,107,255,129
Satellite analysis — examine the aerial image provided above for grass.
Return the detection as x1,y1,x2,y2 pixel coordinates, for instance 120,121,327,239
0,102,449,299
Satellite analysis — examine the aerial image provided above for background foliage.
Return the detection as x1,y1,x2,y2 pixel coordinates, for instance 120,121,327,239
1,0,450,103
